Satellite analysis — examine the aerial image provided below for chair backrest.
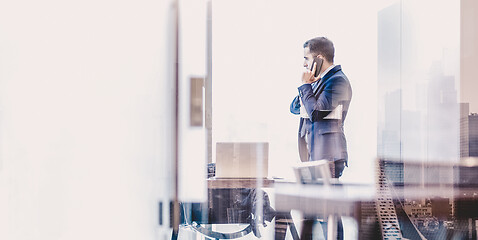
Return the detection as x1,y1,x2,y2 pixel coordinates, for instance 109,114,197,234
293,160,332,185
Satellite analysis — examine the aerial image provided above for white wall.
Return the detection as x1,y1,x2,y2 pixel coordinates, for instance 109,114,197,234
0,0,174,239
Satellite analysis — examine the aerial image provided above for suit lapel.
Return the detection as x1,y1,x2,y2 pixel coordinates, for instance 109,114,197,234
313,65,342,97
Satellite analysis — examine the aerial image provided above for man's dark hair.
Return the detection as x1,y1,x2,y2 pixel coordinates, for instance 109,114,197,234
303,37,335,63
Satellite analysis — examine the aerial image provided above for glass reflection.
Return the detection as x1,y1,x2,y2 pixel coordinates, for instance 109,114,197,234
377,0,478,239
176,0,477,239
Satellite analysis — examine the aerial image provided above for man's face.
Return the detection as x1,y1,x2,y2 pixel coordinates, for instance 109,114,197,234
303,47,316,70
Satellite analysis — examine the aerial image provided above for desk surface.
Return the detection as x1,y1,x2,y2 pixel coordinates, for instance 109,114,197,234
274,181,478,214
274,182,375,217
207,177,275,189
275,182,375,200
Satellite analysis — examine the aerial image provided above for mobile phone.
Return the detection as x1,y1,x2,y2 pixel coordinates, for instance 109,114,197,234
310,57,324,78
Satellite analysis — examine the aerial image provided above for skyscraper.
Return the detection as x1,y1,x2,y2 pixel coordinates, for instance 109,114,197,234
468,113,478,157
461,103,470,157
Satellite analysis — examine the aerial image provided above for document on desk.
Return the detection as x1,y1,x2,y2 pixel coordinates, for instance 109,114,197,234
322,104,342,120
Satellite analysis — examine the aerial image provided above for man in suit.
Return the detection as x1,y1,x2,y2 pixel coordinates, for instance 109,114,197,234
290,36,352,178
289,37,352,240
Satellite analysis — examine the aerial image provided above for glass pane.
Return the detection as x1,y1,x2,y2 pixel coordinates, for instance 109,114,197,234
377,0,478,239
0,1,175,239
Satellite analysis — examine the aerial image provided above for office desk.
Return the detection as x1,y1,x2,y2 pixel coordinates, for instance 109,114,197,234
176,178,277,240
274,182,375,215
274,182,376,240
275,181,478,240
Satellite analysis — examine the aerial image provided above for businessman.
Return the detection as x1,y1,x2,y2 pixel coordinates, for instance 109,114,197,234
289,37,352,240
290,36,352,178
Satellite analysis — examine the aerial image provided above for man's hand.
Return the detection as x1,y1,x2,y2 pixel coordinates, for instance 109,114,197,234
301,62,320,84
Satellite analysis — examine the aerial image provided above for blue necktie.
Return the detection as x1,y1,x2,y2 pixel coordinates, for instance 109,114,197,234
312,78,321,95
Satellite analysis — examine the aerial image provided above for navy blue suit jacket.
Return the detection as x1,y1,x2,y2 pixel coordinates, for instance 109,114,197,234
290,65,352,163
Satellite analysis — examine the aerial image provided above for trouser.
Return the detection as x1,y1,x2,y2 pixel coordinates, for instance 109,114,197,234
300,158,346,240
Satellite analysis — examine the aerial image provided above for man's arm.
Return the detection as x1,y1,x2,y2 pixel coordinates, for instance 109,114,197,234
299,76,349,122
290,95,301,115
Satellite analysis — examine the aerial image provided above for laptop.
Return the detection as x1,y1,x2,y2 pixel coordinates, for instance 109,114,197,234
215,142,269,178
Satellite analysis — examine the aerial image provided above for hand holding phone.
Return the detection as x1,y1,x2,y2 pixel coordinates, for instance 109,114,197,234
302,56,323,84
311,57,324,78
